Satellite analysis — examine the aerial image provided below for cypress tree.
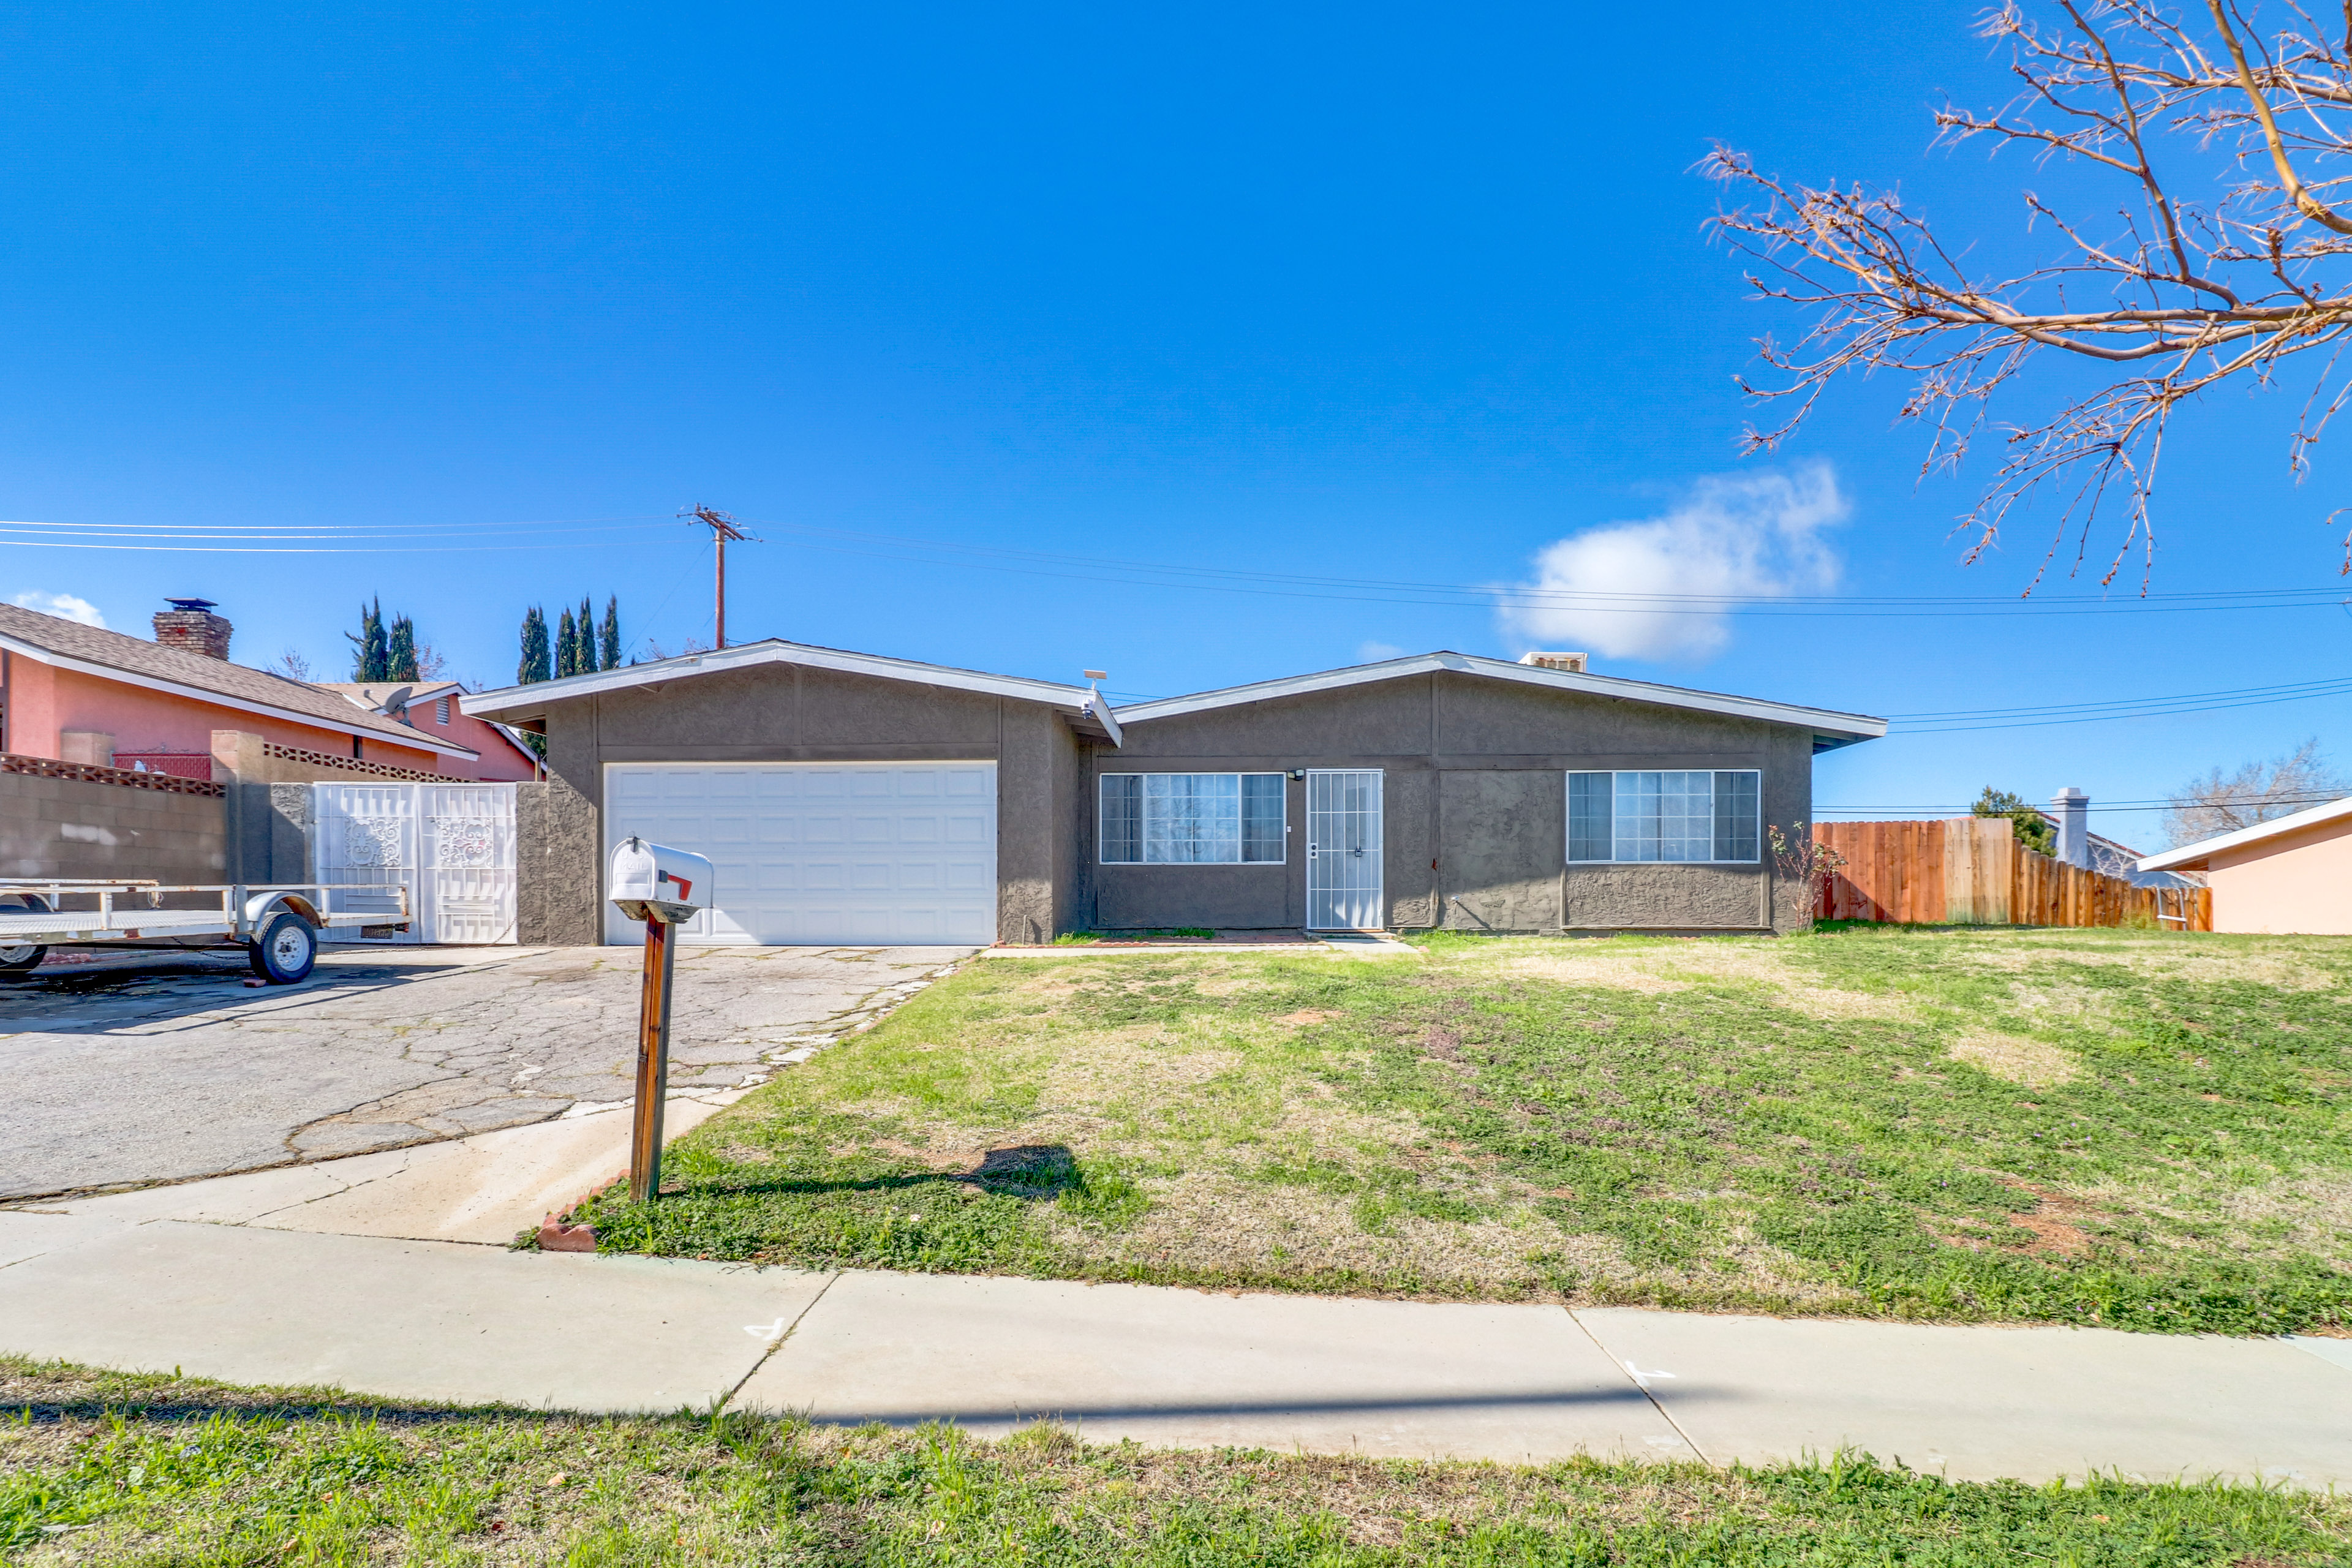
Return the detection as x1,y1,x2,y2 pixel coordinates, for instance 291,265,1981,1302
556,607,578,678
518,607,550,685
579,597,594,668
599,595,620,671
386,614,419,683
347,598,388,682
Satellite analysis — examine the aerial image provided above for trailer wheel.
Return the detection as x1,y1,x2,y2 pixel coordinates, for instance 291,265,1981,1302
248,911,317,984
0,893,48,974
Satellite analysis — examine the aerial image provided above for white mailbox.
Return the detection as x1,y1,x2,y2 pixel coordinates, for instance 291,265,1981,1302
608,837,714,926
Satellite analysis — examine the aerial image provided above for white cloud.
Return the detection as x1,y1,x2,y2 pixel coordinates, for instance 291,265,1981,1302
1356,640,1408,663
1498,463,1848,663
13,590,105,628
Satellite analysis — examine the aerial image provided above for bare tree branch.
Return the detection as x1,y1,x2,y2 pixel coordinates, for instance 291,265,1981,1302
1705,0,2352,582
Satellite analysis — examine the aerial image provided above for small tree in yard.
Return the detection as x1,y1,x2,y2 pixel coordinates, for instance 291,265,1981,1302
1770,822,1848,914
1705,0,2352,584
1973,787,2059,856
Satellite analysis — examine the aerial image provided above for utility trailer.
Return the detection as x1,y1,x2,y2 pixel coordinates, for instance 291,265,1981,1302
0,879,411,984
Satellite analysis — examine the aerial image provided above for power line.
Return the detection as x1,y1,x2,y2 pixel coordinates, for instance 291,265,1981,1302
4,508,2348,620
737,517,2352,619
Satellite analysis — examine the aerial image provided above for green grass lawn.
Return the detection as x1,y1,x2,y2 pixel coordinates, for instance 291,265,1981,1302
7,1359,2348,1566
573,927,2352,1335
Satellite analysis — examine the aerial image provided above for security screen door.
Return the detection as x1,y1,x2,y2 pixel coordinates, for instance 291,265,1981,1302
1306,769,1384,930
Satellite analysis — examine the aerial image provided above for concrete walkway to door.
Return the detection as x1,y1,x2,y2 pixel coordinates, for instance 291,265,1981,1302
2,1104,2345,1489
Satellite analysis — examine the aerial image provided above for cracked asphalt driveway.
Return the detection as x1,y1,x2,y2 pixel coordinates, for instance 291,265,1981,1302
0,943,973,1199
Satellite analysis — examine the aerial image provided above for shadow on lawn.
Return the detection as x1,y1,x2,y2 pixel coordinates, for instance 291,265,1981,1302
697,1144,1085,1203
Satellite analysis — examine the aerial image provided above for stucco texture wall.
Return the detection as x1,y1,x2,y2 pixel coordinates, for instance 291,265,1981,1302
511,662,1087,945
2204,815,2352,935
0,768,227,883
1088,671,1817,935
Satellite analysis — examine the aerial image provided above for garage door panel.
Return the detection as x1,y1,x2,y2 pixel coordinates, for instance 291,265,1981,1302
605,762,998,946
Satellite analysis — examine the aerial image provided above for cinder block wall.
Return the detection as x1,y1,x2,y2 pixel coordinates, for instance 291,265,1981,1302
0,766,228,883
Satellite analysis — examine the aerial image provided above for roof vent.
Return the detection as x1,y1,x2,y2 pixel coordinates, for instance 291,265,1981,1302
154,599,233,661
1518,650,1588,673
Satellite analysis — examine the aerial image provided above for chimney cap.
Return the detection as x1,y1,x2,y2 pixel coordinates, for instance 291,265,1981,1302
164,597,219,612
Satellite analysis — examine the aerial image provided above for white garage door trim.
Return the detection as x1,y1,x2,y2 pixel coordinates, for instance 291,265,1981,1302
602,761,997,946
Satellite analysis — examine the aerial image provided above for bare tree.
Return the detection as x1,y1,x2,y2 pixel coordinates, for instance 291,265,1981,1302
413,643,452,682
2164,735,2348,842
1703,0,2352,586
265,647,315,682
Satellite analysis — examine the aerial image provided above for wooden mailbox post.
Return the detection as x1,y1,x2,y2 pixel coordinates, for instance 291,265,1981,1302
607,836,714,1204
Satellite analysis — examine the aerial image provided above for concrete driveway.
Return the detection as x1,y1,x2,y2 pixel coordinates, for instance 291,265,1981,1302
1,943,973,1199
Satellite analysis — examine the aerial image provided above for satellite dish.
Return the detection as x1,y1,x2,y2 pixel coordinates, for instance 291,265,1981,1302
380,685,414,717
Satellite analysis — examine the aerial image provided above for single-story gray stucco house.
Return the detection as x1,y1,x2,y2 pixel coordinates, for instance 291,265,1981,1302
462,641,1884,946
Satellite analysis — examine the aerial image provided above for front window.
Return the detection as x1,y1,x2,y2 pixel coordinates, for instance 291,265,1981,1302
1100,773,1286,864
1567,770,1760,863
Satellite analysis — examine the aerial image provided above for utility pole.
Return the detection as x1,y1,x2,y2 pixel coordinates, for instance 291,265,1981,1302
680,505,755,649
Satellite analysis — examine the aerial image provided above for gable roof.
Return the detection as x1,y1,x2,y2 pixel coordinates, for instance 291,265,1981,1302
0,603,478,759
2136,796,2352,872
1110,651,1886,753
461,638,1123,742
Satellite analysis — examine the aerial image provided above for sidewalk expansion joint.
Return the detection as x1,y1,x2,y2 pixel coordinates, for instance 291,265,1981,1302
1564,1308,1710,1466
717,1269,845,1413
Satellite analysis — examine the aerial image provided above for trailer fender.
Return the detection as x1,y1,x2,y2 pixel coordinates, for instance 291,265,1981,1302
244,892,325,930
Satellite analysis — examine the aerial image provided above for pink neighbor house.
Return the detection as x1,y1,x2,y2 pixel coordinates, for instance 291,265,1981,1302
0,598,539,783
2137,797,2352,935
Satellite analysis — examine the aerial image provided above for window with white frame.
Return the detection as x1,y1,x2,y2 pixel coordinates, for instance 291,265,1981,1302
1100,773,1286,864
1567,771,1760,863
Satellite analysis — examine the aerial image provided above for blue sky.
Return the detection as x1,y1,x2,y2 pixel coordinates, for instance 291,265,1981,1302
1,0,2345,848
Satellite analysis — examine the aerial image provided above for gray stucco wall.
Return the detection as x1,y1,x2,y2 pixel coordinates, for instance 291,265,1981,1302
1085,671,1817,935
0,766,227,886
511,662,1089,946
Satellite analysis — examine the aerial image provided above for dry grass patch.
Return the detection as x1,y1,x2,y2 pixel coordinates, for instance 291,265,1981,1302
1948,1031,2081,1087
1496,944,1912,1021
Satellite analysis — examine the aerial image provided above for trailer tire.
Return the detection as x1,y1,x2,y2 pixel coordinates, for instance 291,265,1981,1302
0,893,48,974
248,911,317,984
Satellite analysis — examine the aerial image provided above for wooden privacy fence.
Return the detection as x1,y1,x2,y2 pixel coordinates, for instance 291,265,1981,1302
1813,818,2212,931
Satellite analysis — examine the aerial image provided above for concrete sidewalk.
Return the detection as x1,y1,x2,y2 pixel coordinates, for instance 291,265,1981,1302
3,1110,2346,1487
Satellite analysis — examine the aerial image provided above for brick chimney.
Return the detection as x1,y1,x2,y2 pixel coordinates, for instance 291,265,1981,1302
153,598,232,660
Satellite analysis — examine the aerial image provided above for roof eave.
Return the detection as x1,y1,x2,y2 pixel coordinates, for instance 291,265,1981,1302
2136,796,2352,871
0,633,480,760
1112,652,1887,743
462,639,1099,722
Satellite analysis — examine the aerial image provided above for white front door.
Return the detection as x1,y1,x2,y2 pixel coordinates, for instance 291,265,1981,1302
312,782,518,944
1306,769,1384,930
603,762,998,945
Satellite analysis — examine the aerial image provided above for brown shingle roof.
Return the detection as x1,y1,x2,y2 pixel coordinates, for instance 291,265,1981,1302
0,602,475,756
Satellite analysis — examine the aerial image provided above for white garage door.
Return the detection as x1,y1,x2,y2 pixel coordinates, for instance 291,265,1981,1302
603,763,997,946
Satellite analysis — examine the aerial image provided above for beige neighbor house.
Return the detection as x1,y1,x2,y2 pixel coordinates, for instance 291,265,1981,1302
2137,797,2352,935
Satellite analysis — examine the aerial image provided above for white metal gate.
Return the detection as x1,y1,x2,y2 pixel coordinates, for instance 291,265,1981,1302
1306,769,1384,930
311,782,518,944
